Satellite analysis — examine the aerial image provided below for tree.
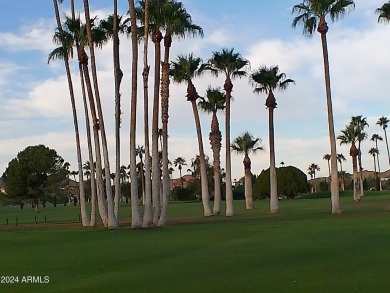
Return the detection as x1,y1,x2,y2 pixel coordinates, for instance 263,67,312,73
2,145,66,212
198,87,226,214
250,65,294,213
205,48,249,216
377,2,390,24
323,154,331,178
292,0,355,214
136,146,146,204
371,134,383,191
337,124,360,201
377,117,390,168
170,54,211,216
336,153,346,191
173,157,187,188
83,0,117,229
128,0,143,228
351,115,368,197
368,147,380,190
49,0,89,226
231,132,263,209
307,163,320,193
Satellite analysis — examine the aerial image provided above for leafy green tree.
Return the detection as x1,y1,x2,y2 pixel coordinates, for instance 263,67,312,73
250,65,294,213
2,145,66,212
292,0,355,214
231,132,263,209
253,166,309,200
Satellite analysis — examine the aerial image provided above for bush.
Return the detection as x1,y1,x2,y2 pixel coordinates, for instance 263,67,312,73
171,187,196,201
253,166,310,199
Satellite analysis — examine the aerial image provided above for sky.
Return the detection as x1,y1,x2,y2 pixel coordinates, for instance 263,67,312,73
1,0,390,183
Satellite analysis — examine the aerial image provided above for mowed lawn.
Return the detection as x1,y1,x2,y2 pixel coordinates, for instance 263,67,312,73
1,192,390,293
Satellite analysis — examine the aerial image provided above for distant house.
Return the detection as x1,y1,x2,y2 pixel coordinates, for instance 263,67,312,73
170,174,194,190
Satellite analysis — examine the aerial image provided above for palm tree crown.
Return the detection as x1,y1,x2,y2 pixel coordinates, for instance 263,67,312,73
231,132,263,156
376,2,390,23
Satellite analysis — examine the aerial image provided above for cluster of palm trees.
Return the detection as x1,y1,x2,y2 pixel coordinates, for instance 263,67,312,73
51,0,390,229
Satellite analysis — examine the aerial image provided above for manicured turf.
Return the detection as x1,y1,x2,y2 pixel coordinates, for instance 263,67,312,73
1,192,390,292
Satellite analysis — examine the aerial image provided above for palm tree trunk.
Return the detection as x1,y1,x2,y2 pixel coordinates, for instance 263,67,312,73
142,0,152,228
79,52,107,227
243,154,253,209
191,100,212,216
357,141,364,197
373,155,377,190
268,107,279,213
352,155,360,201
319,25,341,214
210,112,222,214
224,78,234,216
79,65,97,226
113,0,122,221
384,128,390,168
83,0,117,229
158,42,171,226
340,164,345,192
151,31,163,225
52,0,89,227
128,0,142,228
375,140,382,191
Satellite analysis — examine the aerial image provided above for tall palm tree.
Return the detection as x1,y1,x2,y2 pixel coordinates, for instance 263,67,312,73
292,0,355,214
170,54,211,216
368,147,380,191
205,48,249,216
308,163,320,192
337,124,360,201
249,65,294,213
371,134,383,191
336,153,346,191
50,0,89,227
323,154,331,178
159,1,204,226
128,0,143,228
173,157,187,188
231,132,263,209
377,117,390,168
198,87,226,214
83,0,117,229
377,2,390,23
351,115,368,197
136,0,164,225
140,0,153,228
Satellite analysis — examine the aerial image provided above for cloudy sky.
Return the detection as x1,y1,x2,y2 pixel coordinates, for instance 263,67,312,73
1,0,390,182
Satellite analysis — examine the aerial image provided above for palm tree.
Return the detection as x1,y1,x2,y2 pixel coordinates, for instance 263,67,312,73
368,147,380,191
377,117,390,168
173,157,187,188
198,87,226,214
337,124,360,201
128,0,143,228
140,0,153,228
205,48,249,216
308,163,320,192
136,146,146,205
249,65,294,213
170,54,211,216
292,0,355,214
371,134,383,191
323,154,331,178
280,161,285,167
50,0,89,227
158,1,204,226
231,132,263,209
351,115,368,197
336,154,346,191
377,2,390,23
83,0,117,229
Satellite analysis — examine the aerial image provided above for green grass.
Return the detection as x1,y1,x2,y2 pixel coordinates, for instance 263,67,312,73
1,193,390,292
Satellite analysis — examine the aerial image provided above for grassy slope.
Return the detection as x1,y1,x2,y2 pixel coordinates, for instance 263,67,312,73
1,193,390,292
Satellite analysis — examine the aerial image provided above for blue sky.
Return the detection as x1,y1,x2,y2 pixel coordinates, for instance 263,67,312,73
1,0,390,181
